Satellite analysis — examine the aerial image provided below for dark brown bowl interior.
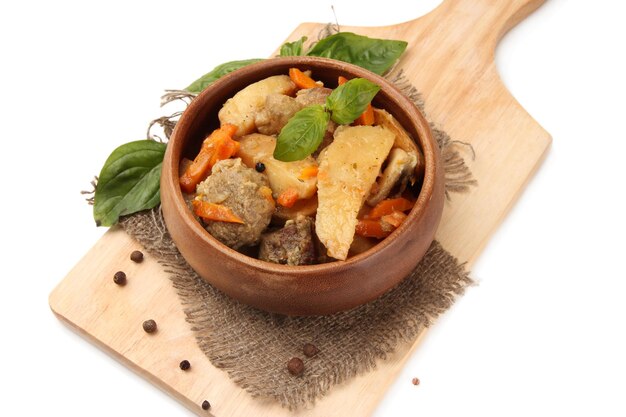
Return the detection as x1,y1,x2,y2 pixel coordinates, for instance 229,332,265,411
161,56,445,316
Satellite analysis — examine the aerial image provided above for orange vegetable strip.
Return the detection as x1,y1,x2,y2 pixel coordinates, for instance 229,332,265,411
381,211,408,228
277,187,299,208
368,197,414,219
338,75,349,85
355,219,392,239
179,124,239,194
180,150,212,194
192,200,244,224
289,68,318,89
298,166,319,180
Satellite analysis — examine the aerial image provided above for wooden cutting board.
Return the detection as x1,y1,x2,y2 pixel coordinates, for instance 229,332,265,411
49,0,551,415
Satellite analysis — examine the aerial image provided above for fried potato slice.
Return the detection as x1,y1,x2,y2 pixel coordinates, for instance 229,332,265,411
316,125,394,260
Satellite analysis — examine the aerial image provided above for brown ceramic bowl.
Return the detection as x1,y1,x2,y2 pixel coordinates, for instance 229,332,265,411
161,56,444,316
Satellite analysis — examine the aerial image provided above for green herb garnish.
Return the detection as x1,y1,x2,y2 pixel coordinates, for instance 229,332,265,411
326,78,380,124
93,140,166,226
273,77,380,162
185,59,264,93
273,105,330,162
279,36,308,57
306,32,407,75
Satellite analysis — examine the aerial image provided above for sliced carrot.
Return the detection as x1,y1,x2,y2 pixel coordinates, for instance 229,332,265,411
355,219,393,239
179,124,239,194
289,67,318,89
179,151,211,194
368,197,414,219
381,211,408,228
192,200,244,224
338,75,374,125
298,165,319,180
277,187,299,208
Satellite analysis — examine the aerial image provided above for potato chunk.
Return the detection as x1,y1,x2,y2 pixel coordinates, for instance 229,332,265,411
218,75,296,137
316,125,395,260
237,133,317,200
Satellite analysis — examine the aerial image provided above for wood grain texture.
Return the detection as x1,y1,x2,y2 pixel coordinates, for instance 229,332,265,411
49,0,551,415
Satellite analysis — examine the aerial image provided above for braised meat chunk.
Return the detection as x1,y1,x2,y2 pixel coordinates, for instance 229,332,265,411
259,215,316,265
295,87,333,106
255,94,302,135
196,158,274,249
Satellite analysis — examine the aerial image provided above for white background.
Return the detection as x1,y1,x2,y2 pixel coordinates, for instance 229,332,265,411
1,0,625,416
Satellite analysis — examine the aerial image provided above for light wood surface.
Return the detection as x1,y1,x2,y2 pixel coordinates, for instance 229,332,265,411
49,0,551,415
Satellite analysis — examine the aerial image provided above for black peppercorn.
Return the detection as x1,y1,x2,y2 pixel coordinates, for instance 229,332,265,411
130,250,144,263
303,343,319,357
201,400,211,410
113,271,127,286
255,162,266,172
142,319,157,333
179,360,191,371
287,357,304,376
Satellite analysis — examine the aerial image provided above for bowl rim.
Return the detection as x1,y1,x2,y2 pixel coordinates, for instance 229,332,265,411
163,56,437,275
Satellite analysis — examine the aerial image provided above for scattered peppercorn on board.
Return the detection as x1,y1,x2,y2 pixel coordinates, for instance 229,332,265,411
50,0,551,415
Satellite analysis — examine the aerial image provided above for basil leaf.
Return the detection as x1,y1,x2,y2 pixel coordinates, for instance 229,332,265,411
307,32,407,75
280,36,307,56
326,78,380,125
274,105,330,162
185,59,263,93
93,140,166,227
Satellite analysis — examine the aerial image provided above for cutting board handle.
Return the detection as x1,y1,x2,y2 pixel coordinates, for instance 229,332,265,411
399,0,547,53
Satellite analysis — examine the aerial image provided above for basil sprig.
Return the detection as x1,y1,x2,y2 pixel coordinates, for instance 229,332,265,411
273,78,379,162
326,78,380,124
93,140,166,226
274,105,330,162
185,59,264,93
307,32,407,75
280,36,307,57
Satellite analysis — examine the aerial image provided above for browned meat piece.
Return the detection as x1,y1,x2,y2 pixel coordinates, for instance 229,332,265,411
295,87,333,107
254,94,303,135
196,158,275,249
259,215,316,265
